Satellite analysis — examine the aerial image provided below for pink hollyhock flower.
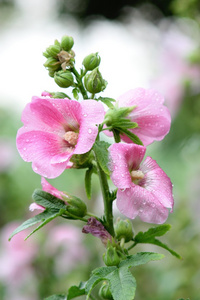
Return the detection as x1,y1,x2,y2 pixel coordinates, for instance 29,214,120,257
115,88,171,146
29,177,66,212
16,96,104,178
82,217,112,246
109,143,174,224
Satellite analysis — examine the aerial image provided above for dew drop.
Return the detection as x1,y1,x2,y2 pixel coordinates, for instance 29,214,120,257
23,147,26,151
88,128,92,134
34,167,38,171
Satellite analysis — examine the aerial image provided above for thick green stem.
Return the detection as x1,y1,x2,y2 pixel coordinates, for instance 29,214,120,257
71,66,88,99
94,150,115,237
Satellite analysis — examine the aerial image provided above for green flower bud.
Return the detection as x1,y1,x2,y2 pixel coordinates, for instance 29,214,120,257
65,195,87,218
82,53,101,71
54,70,74,88
114,218,134,243
44,57,61,71
50,92,69,99
84,67,107,94
103,245,121,266
99,282,113,300
46,44,61,58
61,35,74,51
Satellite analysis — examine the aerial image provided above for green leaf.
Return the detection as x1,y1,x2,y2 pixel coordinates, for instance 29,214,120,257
85,168,94,199
98,96,116,108
117,127,143,145
45,295,66,300
67,282,86,299
85,252,163,300
93,141,111,175
32,189,67,210
9,209,64,240
134,226,181,259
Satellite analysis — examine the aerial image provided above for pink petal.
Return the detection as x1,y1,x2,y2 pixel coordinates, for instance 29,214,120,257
117,88,171,146
41,177,64,199
29,203,45,211
117,187,169,224
109,143,146,189
16,130,68,178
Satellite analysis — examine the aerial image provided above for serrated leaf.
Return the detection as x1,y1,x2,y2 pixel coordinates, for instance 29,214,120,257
119,252,164,269
9,209,64,240
118,127,143,145
85,168,94,199
45,294,66,300
93,141,111,175
134,226,181,259
32,189,67,210
67,282,86,299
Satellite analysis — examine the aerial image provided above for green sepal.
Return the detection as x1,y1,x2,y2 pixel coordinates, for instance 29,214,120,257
133,225,182,259
98,97,116,108
51,92,70,99
117,127,143,145
85,167,94,199
93,141,111,175
72,88,79,100
67,282,86,299
32,189,67,211
85,252,164,300
45,295,66,300
8,208,65,241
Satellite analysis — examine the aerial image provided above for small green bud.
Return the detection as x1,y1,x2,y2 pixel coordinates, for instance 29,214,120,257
103,245,121,266
54,70,74,88
46,44,61,58
82,53,101,71
50,92,69,99
65,195,87,218
61,35,74,51
99,282,113,300
114,218,133,243
44,57,61,71
84,67,107,94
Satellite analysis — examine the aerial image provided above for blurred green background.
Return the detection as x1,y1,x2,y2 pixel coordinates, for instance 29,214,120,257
0,0,200,299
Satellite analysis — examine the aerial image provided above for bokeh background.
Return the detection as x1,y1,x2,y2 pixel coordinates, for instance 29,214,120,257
0,0,200,299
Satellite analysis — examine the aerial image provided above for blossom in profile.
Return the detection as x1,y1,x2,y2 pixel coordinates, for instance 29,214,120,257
116,88,171,146
109,143,174,224
16,96,104,178
82,217,112,246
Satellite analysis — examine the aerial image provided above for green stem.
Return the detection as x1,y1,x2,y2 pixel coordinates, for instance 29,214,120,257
71,66,88,99
127,241,137,251
93,149,115,237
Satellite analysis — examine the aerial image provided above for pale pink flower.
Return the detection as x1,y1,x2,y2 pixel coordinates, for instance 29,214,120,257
16,97,104,178
109,143,174,224
82,217,112,246
116,88,171,146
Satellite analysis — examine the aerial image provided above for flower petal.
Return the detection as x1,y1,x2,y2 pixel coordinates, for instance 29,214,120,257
109,143,146,189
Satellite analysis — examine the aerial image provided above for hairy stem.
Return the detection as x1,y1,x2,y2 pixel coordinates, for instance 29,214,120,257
71,66,88,99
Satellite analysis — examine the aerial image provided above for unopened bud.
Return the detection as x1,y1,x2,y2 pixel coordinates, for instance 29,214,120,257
54,70,74,88
65,196,87,218
44,57,61,71
61,35,74,51
84,67,107,94
46,44,61,58
103,245,121,266
99,282,113,300
82,53,101,71
114,218,133,243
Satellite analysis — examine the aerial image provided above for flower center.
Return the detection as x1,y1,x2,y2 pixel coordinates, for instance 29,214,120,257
64,131,79,146
130,170,144,184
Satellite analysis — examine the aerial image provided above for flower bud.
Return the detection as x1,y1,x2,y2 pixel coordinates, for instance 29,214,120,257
82,53,101,71
54,70,74,88
44,57,61,71
114,218,133,243
65,195,87,218
84,67,107,94
99,282,113,300
103,245,121,266
46,44,61,58
61,35,74,51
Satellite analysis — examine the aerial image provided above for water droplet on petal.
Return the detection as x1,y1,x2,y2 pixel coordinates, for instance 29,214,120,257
88,129,92,134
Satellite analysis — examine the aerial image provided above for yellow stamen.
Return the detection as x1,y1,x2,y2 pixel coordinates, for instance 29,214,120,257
64,131,79,146
130,170,144,182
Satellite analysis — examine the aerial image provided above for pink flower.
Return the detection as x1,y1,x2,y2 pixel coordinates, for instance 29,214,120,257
16,96,104,178
109,143,174,224
116,88,171,146
82,217,112,246
29,177,65,212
